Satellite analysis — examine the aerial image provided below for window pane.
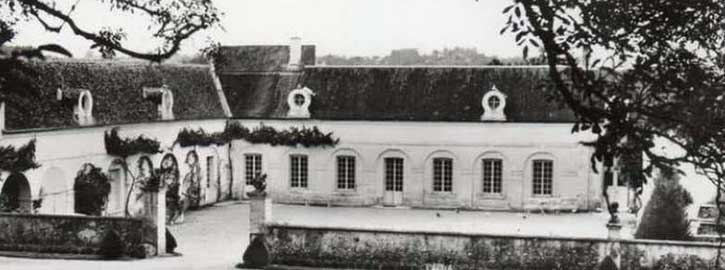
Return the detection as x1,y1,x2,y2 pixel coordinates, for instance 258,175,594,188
483,159,502,194
245,154,262,185
337,156,356,190
290,155,308,188
533,160,553,195
385,158,403,191
433,158,453,192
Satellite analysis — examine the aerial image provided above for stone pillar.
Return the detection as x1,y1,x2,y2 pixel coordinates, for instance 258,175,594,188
241,192,271,268
143,187,167,256
605,222,622,269
249,193,272,236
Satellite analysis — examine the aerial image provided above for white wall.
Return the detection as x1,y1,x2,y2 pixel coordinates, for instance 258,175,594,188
0,119,230,216
230,119,603,210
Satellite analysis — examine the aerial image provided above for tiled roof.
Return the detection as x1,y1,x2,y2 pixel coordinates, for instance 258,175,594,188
5,59,227,131
215,45,316,73
218,66,576,122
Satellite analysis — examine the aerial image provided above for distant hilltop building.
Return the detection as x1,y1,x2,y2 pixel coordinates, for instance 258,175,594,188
0,37,641,217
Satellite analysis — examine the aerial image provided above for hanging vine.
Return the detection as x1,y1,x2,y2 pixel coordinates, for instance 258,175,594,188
103,127,161,217
0,139,41,173
104,127,162,158
175,122,339,148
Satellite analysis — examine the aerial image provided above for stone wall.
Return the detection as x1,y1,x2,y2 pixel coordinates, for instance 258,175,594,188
0,213,145,256
264,224,723,269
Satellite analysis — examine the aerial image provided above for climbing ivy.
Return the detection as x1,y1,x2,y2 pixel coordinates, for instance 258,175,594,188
0,139,41,173
104,127,161,158
175,128,226,147
175,122,339,148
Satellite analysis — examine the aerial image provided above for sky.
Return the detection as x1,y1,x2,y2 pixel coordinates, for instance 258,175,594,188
11,0,521,58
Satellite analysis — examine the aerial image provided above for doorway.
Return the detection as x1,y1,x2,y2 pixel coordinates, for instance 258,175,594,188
1,173,32,213
383,157,404,206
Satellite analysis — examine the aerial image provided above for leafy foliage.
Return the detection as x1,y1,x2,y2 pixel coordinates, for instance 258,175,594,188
104,127,161,158
0,0,221,62
175,122,339,148
138,168,163,193
635,168,693,241
651,254,711,270
175,128,226,147
501,0,725,219
73,164,111,216
100,230,124,259
0,139,41,173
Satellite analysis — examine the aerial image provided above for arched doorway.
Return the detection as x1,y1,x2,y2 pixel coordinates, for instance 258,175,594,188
184,151,201,209
1,173,32,213
161,154,180,223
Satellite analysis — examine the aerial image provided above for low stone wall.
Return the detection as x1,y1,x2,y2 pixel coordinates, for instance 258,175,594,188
264,224,724,269
0,213,146,257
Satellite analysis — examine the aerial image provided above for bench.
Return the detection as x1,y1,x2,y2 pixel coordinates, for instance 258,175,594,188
523,196,580,214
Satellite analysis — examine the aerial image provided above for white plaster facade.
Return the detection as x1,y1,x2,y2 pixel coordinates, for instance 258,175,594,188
230,119,604,210
0,119,232,216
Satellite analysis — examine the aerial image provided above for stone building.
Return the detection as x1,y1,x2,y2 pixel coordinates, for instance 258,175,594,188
0,59,232,218
215,41,608,211
0,40,617,216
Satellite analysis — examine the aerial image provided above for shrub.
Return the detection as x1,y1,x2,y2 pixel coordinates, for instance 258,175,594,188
100,230,125,259
635,167,693,241
243,235,270,268
166,229,177,253
73,164,111,216
652,254,710,270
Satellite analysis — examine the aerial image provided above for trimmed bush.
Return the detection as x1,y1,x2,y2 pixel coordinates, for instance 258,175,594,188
243,235,270,268
635,167,693,241
100,230,124,259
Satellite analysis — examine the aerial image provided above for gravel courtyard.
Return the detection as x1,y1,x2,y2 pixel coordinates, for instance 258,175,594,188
0,202,634,269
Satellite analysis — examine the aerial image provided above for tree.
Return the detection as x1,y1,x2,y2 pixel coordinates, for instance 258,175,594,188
1,0,221,101
1,0,221,61
500,0,724,218
635,167,693,241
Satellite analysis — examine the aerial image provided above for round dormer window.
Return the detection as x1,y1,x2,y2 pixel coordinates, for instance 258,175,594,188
287,86,315,118
488,96,501,109
79,90,93,116
480,85,507,121
160,88,174,120
294,94,306,106
75,90,94,125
